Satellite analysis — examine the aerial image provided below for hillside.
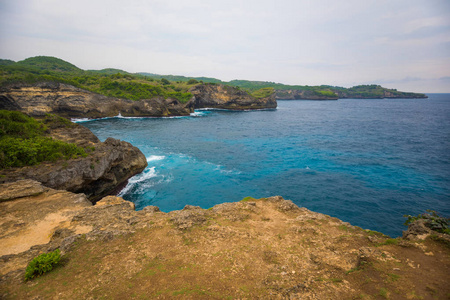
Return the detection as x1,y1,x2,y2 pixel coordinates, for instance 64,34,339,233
0,56,427,101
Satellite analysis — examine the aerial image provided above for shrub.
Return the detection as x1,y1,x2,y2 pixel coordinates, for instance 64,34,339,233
24,249,61,280
0,110,87,169
187,79,199,85
404,210,450,234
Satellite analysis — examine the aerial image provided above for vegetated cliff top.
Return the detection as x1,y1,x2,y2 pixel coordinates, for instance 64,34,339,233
0,183,449,299
0,56,427,99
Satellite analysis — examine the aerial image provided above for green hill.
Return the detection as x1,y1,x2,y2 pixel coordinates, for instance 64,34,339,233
15,56,82,73
0,55,427,100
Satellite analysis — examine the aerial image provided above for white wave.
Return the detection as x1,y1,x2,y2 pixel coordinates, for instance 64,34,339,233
190,111,205,117
147,155,165,162
118,167,157,196
71,118,90,123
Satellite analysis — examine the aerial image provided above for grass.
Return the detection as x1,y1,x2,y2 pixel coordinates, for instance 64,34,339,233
379,287,389,299
240,196,256,202
376,238,399,247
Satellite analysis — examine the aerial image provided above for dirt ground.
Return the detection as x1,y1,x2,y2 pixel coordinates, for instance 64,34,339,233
0,185,449,299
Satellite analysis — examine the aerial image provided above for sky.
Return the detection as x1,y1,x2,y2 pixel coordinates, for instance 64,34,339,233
0,0,449,92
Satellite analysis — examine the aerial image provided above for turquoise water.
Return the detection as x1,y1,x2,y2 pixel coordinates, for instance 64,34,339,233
81,94,450,237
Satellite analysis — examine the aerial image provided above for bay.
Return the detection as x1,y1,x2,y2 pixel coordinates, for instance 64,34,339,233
81,94,450,237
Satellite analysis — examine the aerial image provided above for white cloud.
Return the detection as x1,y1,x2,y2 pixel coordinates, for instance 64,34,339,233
0,0,449,92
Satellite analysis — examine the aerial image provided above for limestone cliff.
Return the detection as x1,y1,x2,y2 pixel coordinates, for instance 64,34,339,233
0,82,193,118
189,84,277,110
0,120,147,201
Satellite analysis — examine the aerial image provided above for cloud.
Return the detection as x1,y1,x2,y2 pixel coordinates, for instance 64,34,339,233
0,0,449,92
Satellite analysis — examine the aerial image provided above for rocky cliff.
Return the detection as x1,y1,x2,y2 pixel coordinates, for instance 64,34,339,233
0,119,147,201
0,82,193,118
1,181,449,299
189,84,277,110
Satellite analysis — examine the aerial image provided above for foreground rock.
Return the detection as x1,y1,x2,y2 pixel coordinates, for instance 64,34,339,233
0,82,192,118
1,183,448,299
0,120,147,201
189,83,277,110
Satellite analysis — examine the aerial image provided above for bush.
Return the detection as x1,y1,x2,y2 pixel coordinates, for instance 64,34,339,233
187,79,199,85
0,110,87,169
25,249,61,280
404,210,449,234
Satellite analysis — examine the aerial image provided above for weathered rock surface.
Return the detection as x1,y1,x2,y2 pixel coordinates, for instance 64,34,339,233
0,179,45,202
0,185,449,299
0,82,193,118
189,84,277,110
0,121,147,201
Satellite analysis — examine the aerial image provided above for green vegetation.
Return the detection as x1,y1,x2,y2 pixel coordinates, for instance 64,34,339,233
0,56,193,103
404,210,449,234
376,238,399,246
251,87,275,99
0,56,426,102
379,287,389,299
24,249,61,280
240,196,256,202
16,56,81,73
0,110,87,169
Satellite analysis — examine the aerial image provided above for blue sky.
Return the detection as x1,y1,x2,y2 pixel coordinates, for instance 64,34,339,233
0,0,449,92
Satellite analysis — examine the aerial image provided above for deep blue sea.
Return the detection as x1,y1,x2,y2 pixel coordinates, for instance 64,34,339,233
80,94,450,237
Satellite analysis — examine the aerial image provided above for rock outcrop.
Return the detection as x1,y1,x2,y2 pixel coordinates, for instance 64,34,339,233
1,186,449,299
0,82,193,118
0,120,147,201
189,84,277,110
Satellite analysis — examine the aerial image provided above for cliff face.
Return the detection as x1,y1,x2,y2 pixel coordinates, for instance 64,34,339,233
0,121,147,201
0,82,193,118
1,184,449,299
189,84,277,110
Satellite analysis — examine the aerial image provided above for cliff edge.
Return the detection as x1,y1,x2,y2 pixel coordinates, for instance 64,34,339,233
0,82,193,118
189,84,277,110
1,181,448,299
0,117,147,201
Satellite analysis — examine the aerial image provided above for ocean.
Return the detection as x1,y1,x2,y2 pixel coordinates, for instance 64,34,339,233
80,94,450,237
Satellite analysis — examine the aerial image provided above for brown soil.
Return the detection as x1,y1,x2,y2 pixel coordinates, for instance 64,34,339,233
0,192,449,299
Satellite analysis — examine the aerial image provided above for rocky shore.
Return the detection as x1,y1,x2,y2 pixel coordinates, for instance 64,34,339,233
0,82,277,119
0,180,449,299
0,117,147,201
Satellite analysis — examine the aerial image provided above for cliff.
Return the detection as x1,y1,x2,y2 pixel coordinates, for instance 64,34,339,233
1,181,449,299
0,82,193,118
0,118,147,201
189,84,277,110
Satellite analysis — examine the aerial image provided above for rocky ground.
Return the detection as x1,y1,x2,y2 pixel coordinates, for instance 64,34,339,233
1,180,449,299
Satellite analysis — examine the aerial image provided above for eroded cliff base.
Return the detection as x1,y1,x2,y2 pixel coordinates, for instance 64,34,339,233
1,181,449,299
